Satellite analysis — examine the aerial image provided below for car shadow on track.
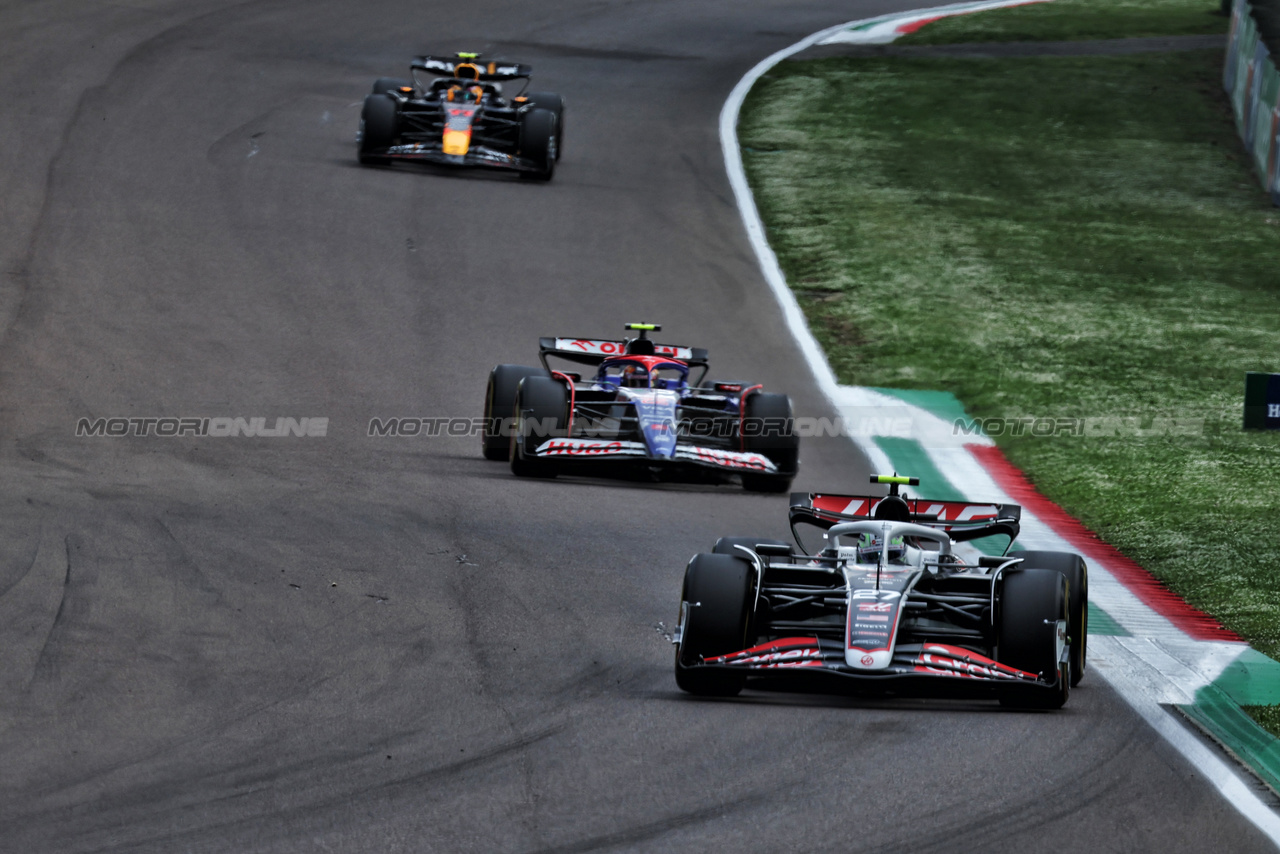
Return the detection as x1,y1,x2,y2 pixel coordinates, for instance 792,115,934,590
332,157,554,185
415,451,780,495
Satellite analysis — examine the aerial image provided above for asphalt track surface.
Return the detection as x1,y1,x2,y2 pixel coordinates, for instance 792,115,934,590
0,1,1274,851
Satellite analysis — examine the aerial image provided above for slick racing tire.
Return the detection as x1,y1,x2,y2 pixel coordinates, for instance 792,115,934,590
712,536,790,558
740,392,799,494
1015,551,1087,687
997,569,1070,709
372,76,413,96
675,553,755,697
524,92,564,160
358,94,398,165
483,364,548,461
510,375,568,478
518,108,557,181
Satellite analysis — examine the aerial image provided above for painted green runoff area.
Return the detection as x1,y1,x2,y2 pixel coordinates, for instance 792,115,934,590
1183,648,1280,783
896,0,1228,44
738,34,1280,729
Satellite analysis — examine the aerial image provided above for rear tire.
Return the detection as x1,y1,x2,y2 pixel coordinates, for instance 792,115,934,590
741,392,798,493
1016,551,1087,686
712,536,789,557
518,108,557,181
525,91,564,160
358,94,398,165
998,568,1069,709
510,375,568,478
483,365,547,460
372,77,412,96
675,553,755,697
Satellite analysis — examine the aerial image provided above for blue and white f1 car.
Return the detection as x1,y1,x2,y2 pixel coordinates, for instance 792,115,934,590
482,324,799,492
673,475,1088,708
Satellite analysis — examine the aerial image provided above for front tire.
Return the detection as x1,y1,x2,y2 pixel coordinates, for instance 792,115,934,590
1016,551,1087,686
998,568,1070,709
483,365,548,460
358,94,398,165
518,108,557,181
510,375,568,478
740,392,799,493
525,91,564,160
675,553,755,697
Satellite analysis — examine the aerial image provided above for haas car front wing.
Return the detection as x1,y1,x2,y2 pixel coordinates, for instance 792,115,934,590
676,636,1068,701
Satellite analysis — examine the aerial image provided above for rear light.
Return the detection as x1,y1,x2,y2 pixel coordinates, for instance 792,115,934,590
398,86,413,93
714,383,743,393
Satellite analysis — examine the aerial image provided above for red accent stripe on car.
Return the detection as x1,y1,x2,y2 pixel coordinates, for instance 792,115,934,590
551,371,576,437
967,443,1240,642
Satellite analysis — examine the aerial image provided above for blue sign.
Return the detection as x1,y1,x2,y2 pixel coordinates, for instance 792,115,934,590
1244,372,1280,429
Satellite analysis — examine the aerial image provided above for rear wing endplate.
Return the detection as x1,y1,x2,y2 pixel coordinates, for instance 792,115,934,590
788,492,1021,544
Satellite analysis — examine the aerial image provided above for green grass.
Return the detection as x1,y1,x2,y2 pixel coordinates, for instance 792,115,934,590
1244,705,1280,738
896,0,1228,44
740,50,1280,661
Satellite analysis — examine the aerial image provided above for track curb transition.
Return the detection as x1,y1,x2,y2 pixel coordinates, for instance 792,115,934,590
721,1,1280,840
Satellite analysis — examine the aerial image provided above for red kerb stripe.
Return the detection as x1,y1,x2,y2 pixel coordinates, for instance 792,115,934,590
895,15,944,34
894,2,1050,36
967,443,1240,642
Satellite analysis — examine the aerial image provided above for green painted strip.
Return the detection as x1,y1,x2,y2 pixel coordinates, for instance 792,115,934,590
1087,601,1129,636
1212,647,1280,706
870,387,980,434
872,436,965,500
1181,683,1280,794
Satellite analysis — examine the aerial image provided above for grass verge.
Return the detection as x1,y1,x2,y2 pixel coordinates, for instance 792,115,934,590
740,49,1280,669
1245,705,1280,738
895,0,1228,44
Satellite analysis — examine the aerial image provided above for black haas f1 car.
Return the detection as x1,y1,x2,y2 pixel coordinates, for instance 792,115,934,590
358,52,562,180
482,324,800,492
673,475,1088,708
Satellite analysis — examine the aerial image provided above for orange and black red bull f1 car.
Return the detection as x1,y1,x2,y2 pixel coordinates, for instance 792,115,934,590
358,53,562,180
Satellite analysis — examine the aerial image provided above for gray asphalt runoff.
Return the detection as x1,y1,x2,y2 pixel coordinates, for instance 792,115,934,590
0,1,1274,852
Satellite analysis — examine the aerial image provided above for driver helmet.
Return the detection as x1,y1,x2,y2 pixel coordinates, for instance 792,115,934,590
621,364,650,388
855,534,906,564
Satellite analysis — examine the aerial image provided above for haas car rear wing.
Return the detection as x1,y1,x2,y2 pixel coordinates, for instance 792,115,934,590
412,55,533,81
788,491,1021,544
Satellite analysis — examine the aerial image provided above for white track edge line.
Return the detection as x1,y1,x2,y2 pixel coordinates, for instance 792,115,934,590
719,6,1280,843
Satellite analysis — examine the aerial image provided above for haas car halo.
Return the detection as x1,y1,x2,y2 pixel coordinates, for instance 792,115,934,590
673,475,1088,708
358,52,562,180
483,324,799,492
